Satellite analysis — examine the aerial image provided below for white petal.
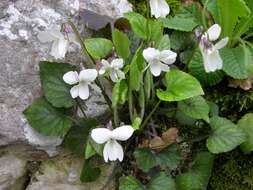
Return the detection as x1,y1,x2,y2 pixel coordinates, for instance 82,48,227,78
150,62,162,76
110,70,119,82
99,66,107,75
160,63,170,72
112,125,134,141
101,59,111,68
159,50,177,65
214,37,229,50
91,128,112,144
103,140,124,162
150,0,170,18
50,39,68,59
203,50,223,72
143,48,160,63
78,83,89,100
111,58,124,69
37,31,55,43
70,85,79,98
79,69,98,82
207,24,221,41
116,70,126,80
63,71,79,85
99,60,110,75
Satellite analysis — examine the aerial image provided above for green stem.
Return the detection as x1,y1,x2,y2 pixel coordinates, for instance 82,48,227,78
140,100,161,129
202,0,210,29
76,99,87,118
128,89,134,122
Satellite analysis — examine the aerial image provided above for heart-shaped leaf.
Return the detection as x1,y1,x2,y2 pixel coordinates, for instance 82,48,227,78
80,158,101,182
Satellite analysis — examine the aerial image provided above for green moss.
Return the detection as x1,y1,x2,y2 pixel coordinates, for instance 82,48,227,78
208,150,253,190
129,0,181,16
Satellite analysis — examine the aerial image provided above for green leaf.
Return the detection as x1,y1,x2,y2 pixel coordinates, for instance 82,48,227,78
84,141,96,159
80,158,101,182
217,0,251,38
238,113,253,154
112,80,128,108
119,176,144,190
23,97,72,137
188,50,224,86
148,19,163,45
84,38,113,59
112,29,130,59
63,118,98,156
156,144,181,170
157,70,204,102
134,149,157,172
148,172,176,190
176,152,214,190
178,96,210,122
129,46,145,91
221,47,249,79
207,116,246,154
39,61,77,108
132,117,142,131
162,17,198,32
156,35,171,50
124,12,147,39
176,110,196,126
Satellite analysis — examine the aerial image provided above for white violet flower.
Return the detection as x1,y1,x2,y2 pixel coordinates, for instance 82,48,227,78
199,24,229,73
150,0,170,18
143,47,177,76
91,125,134,162
38,26,77,59
99,58,125,82
63,69,98,100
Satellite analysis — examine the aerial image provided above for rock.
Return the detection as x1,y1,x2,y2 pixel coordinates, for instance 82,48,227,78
26,153,115,190
0,153,27,190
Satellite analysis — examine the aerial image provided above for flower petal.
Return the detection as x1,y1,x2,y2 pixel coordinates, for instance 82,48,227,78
111,58,124,69
50,39,68,59
159,50,177,65
91,128,112,144
159,63,170,72
203,50,223,72
116,70,126,80
70,85,79,98
150,0,170,18
112,125,134,141
79,69,98,82
207,24,221,41
214,37,229,50
150,62,162,76
143,48,160,63
78,83,89,100
63,71,79,85
103,140,124,162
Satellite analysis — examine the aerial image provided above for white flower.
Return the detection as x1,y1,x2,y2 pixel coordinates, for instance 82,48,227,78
199,24,229,73
38,26,77,59
63,69,97,100
143,47,177,76
91,125,134,162
150,0,170,18
99,58,125,82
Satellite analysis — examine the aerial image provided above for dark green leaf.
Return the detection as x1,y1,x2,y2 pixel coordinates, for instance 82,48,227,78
119,176,144,190
80,158,101,182
39,61,77,108
84,38,113,59
148,172,176,190
156,35,171,50
157,70,204,102
162,17,198,32
134,149,157,172
23,97,72,137
112,29,130,59
148,19,163,45
207,116,246,153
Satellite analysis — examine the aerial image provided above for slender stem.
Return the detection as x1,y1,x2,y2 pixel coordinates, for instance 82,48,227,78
76,99,87,118
243,32,253,40
128,89,134,122
113,107,119,127
99,163,118,190
95,78,112,112
202,0,210,29
140,100,161,129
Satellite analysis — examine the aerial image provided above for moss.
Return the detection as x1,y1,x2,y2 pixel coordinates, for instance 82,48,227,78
129,0,181,16
208,150,253,190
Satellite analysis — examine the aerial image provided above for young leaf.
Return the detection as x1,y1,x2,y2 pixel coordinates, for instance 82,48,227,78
188,50,224,86
156,35,171,51
162,17,198,32
238,113,253,154
207,116,246,154
119,176,144,190
63,118,98,156
84,38,113,59
112,80,128,108
129,46,145,91
148,172,176,190
220,47,249,79
124,12,147,39
176,152,214,190
157,70,204,102
23,97,72,137
80,158,101,182
132,117,142,131
112,29,130,59
39,61,77,108
178,96,210,122
134,149,157,172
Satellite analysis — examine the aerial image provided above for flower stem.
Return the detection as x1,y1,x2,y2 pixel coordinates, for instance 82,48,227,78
76,99,87,118
202,0,210,29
